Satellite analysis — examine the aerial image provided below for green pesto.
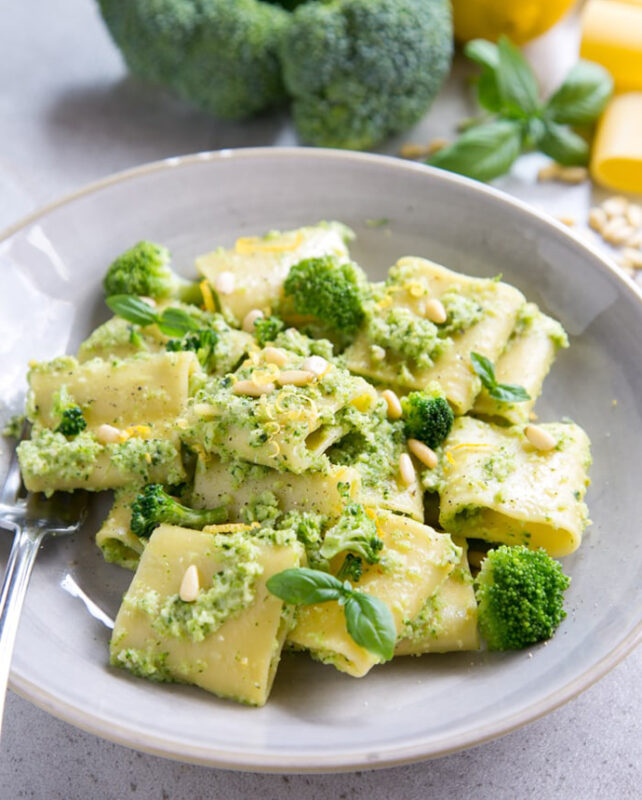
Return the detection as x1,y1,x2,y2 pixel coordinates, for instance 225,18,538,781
439,289,484,335
366,307,447,370
240,491,281,525
482,447,515,483
110,645,173,682
99,539,141,571
107,437,184,484
2,413,25,439
78,316,154,361
271,328,335,361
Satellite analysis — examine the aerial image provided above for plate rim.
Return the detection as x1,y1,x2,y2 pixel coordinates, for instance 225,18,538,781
3,146,641,772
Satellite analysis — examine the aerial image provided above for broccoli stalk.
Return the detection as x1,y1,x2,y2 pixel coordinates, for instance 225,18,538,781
103,241,201,304
320,502,383,566
52,386,87,437
283,255,368,343
402,389,454,450
130,484,228,539
475,545,571,651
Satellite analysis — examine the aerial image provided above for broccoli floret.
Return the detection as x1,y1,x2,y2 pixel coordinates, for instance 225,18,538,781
280,0,453,149
52,386,87,437
320,502,383,564
130,484,228,539
166,329,219,371
402,389,454,450
336,553,363,582
283,255,367,342
98,0,289,120
475,545,571,651
254,315,285,347
103,241,201,304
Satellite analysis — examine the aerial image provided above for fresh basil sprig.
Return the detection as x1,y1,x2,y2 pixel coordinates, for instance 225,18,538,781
429,36,613,182
266,567,396,662
471,352,530,403
106,294,201,337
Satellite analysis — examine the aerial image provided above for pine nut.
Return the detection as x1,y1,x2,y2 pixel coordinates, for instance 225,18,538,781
302,355,329,376
524,424,556,452
588,207,608,233
625,231,642,248
556,215,576,227
620,248,642,269
242,308,264,333
626,204,642,228
426,137,449,156
95,424,123,444
214,270,235,295
263,347,289,366
537,163,562,182
407,438,438,469
370,345,386,362
399,453,416,486
424,298,447,324
382,389,403,420
179,565,200,603
602,218,635,245
276,370,315,387
233,379,275,396
557,166,589,184
602,196,629,218
399,143,430,160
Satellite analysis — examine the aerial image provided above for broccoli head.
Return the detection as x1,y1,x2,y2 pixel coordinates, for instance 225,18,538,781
98,0,289,120
283,255,367,342
254,315,286,347
130,484,228,539
336,552,364,582
475,545,571,651
103,241,201,304
166,329,219,371
280,0,453,149
320,502,383,565
52,386,87,437
401,389,453,450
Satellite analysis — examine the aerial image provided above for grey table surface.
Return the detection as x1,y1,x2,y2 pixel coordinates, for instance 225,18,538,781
1,2,640,798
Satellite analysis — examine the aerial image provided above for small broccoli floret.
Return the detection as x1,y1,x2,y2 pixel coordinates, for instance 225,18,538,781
166,329,219,371
280,0,453,149
254,315,285,347
55,407,87,437
320,502,383,564
283,255,367,342
402,389,454,450
475,545,571,651
336,553,363,582
130,484,228,539
103,241,201,304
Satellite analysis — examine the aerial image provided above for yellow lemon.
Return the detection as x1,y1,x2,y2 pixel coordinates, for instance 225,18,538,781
453,0,576,45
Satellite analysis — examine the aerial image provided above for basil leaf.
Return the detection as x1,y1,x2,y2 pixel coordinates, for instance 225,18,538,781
464,39,499,72
477,68,503,113
158,307,202,337
496,36,539,117
343,592,396,662
471,351,530,403
488,383,531,403
428,120,522,182
546,61,613,126
470,352,497,386
538,121,589,166
266,568,343,605
105,295,159,327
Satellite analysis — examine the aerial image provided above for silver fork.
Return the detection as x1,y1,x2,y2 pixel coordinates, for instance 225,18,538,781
0,431,87,735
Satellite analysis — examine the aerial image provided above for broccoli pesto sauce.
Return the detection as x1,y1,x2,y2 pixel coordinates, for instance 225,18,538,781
127,533,263,643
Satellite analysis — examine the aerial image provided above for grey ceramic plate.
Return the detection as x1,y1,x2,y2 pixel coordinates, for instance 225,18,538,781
0,149,640,772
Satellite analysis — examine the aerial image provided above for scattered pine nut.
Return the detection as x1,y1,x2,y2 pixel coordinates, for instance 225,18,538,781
214,270,235,295
537,163,562,182
424,298,447,324
407,438,438,469
242,308,264,333
370,345,387,362
233,379,275,397
524,424,556,451
556,215,576,227
602,196,629,218
602,218,635,245
399,453,416,486
179,565,200,603
588,207,608,233
625,230,642,248
625,204,642,229
382,389,403,420
399,143,431,160
95,424,123,444
620,248,642,269
557,166,589,184
276,370,315,387
263,346,289,367
426,138,449,156
302,355,329,376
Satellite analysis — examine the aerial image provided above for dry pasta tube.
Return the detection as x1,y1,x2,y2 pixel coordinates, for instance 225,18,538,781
580,0,642,92
590,93,642,193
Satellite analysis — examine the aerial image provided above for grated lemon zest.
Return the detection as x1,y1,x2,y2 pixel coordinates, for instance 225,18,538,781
125,424,152,440
199,279,215,312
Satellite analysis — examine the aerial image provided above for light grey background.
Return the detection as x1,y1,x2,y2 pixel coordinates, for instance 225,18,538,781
1,1,640,798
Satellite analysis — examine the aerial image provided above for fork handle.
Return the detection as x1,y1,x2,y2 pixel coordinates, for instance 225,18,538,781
0,524,44,737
